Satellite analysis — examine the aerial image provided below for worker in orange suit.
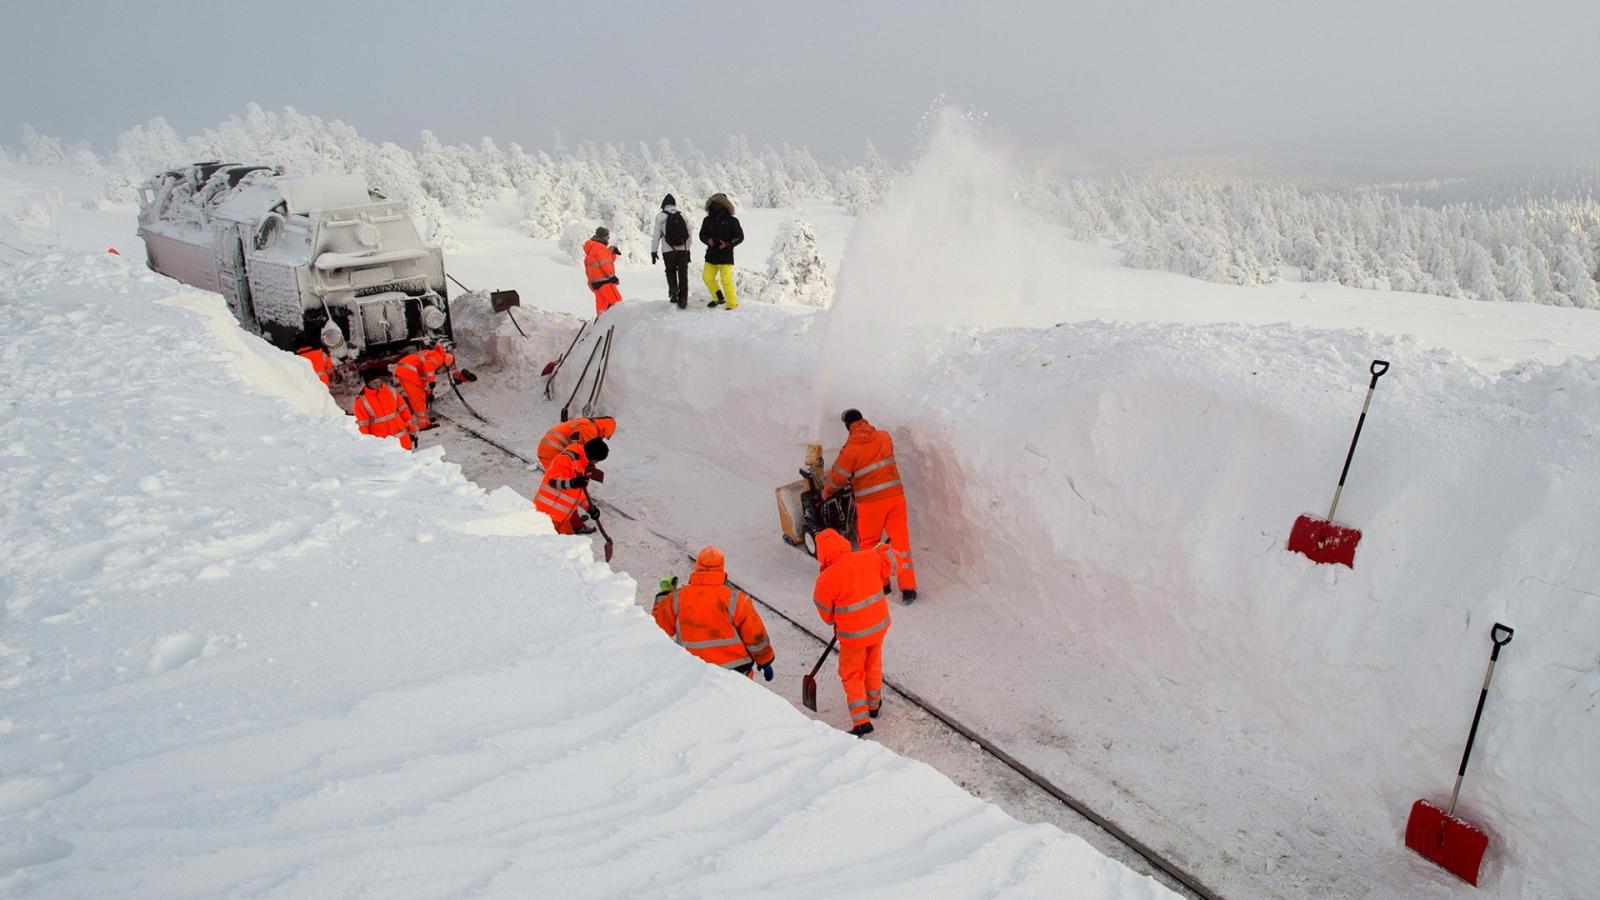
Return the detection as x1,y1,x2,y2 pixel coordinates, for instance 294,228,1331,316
822,409,918,603
812,528,893,737
296,345,332,387
537,415,617,469
583,225,624,317
394,342,476,430
534,437,608,534
352,365,417,451
652,546,776,679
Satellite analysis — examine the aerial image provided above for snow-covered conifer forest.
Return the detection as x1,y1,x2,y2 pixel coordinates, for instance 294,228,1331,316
20,104,1600,309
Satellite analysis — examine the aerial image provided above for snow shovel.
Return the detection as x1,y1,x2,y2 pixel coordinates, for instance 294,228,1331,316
802,637,837,712
542,320,588,398
559,336,604,421
584,497,614,563
1404,622,1514,886
1287,359,1390,567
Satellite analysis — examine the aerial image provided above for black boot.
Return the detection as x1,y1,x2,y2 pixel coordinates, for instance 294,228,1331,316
901,589,917,604
868,706,880,719
849,722,874,738
708,290,725,308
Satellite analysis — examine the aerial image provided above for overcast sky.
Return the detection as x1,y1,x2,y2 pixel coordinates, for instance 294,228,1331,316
6,0,1598,172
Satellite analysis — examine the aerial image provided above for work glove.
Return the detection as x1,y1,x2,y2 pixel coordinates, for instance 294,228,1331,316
609,245,620,256
651,252,659,265
657,576,678,594
587,467,605,483
587,505,600,521
569,475,589,489
759,663,774,682
457,369,477,382
883,583,891,595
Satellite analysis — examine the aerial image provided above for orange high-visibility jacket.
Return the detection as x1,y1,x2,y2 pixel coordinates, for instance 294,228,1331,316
812,529,892,647
653,548,775,671
421,346,456,381
824,418,904,504
583,239,619,289
537,416,617,468
535,441,592,522
353,384,416,449
297,347,332,386
395,347,457,389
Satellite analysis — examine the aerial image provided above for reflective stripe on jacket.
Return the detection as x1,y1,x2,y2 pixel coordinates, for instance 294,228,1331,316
534,442,591,520
652,570,775,670
353,384,416,448
583,239,618,289
536,416,617,468
825,418,904,504
812,529,892,647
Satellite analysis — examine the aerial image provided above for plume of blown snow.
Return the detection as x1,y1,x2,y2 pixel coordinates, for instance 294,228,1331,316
812,107,1065,436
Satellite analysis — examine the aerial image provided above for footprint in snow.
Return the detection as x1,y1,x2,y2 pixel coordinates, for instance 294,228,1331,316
149,632,207,674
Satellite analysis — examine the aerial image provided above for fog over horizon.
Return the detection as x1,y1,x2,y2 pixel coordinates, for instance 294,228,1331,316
7,0,1599,177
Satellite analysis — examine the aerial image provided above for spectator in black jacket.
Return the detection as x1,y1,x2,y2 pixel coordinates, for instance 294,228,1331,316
699,192,744,309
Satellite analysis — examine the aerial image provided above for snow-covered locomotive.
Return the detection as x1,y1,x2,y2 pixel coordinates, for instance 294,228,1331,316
136,162,452,364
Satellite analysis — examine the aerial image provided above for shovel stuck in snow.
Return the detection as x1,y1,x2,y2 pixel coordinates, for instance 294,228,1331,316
1405,623,1514,886
1287,359,1389,567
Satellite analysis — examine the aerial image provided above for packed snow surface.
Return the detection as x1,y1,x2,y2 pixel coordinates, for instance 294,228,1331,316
448,116,1600,899
8,116,1600,898
0,228,1171,892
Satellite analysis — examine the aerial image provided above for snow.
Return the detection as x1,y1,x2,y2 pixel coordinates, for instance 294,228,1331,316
0,166,1171,896
9,109,1600,897
429,121,1600,898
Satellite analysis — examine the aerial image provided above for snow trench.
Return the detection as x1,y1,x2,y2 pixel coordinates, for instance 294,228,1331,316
570,299,1600,898
0,250,1170,897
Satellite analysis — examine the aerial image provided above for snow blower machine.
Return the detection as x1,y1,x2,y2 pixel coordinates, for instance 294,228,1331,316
776,443,857,556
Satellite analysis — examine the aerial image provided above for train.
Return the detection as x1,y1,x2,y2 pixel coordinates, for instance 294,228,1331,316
136,162,453,366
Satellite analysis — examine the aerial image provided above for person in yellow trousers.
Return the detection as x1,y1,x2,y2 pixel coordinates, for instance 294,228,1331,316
698,193,743,309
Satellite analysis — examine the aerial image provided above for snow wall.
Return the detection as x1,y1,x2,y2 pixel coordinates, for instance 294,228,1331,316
0,248,1169,898
579,114,1600,897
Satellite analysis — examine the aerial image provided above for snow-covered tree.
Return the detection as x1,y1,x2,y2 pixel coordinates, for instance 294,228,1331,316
763,217,834,306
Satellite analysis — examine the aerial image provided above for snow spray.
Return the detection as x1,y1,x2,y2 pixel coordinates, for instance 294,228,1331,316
810,107,1062,439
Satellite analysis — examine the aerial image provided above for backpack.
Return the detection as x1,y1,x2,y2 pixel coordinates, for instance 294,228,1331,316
663,210,689,246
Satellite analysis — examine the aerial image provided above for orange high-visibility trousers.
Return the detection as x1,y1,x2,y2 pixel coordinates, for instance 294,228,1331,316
397,379,430,428
856,495,916,591
593,283,623,316
838,638,884,727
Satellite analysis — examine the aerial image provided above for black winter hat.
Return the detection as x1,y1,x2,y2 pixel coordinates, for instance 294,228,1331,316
841,408,863,427
362,365,388,383
584,437,610,462
593,225,610,240
661,193,676,209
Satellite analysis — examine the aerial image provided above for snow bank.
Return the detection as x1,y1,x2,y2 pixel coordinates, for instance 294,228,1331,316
577,158,1600,896
0,246,1169,896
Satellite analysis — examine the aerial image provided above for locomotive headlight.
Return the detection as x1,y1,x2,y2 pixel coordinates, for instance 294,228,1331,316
421,305,447,331
320,321,346,349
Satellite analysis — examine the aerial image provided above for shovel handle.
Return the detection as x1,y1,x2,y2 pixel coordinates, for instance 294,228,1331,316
1327,360,1390,520
1490,622,1514,658
808,637,838,678
1447,622,1514,815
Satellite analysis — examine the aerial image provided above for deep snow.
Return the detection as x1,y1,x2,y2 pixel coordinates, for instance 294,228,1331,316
0,184,1173,894
425,120,1600,899
7,130,1600,899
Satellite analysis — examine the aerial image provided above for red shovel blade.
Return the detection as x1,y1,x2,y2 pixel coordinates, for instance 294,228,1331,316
802,674,819,711
1287,514,1362,567
540,360,558,376
1405,799,1489,885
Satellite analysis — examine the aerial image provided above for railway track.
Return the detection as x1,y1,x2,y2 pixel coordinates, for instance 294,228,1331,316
434,411,1223,900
